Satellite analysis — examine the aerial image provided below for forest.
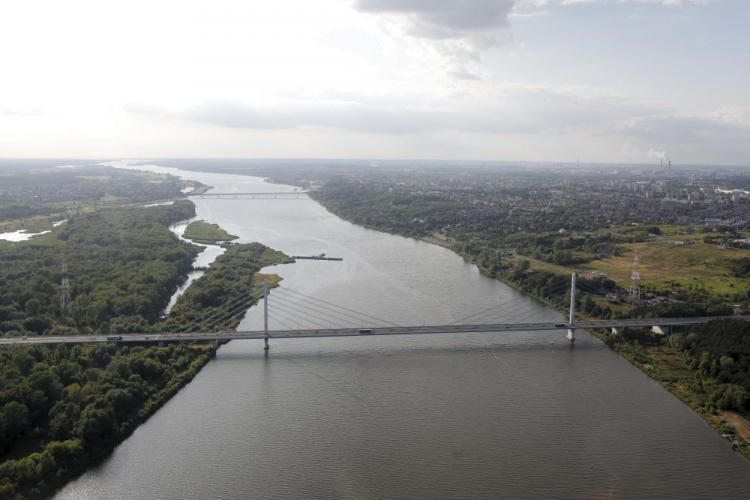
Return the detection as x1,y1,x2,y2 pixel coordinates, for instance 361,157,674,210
668,319,750,412
0,342,214,499
0,201,199,337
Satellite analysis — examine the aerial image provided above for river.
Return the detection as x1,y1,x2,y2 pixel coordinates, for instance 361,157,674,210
54,161,750,499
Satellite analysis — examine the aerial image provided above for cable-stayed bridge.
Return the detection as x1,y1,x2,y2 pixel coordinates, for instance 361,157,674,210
3,317,743,347
1,274,745,348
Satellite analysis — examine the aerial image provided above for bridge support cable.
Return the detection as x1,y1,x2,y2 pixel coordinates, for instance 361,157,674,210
182,290,265,332
170,288,265,333
474,288,568,325
451,282,571,326
269,297,356,329
272,289,396,329
179,290,266,334
272,291,393,328
266,312,297,332
454,281,571,325
478,305,541,327
266,299,346,330
274,287,401,328
480,283,572,325
268,297,351,329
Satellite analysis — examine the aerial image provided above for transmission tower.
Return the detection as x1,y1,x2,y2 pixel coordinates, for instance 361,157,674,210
60,262,72,315
628,252,641,300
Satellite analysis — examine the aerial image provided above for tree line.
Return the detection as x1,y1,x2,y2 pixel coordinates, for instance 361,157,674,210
0,342,214,499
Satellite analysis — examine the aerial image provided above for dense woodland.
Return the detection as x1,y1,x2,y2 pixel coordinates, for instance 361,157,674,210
0,343,213,499
670,319,750,411
607,319,750,413
0,201,199,337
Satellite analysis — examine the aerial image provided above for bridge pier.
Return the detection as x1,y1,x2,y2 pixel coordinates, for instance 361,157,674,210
652,325,670,335
611,327,620,335
211,340,217,349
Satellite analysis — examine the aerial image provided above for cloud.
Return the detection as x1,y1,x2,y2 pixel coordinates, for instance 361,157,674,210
124,83,665,136
352,0,517,76
615,108,750,142
0,108,43,117
355,0,516,34
519,0,719,6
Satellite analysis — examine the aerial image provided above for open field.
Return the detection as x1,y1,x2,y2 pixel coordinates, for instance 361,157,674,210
579,227,750,296
509,225,750,297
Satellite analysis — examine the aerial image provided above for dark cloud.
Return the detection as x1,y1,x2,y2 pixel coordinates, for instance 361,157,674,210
353,0,516,72
355,0,516,35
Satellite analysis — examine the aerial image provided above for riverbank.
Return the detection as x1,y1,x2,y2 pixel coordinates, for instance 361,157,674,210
307,192,750,461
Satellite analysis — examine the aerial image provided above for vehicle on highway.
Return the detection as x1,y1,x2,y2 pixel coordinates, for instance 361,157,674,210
106,336,123,341
358,329,374,334
554,323,567,328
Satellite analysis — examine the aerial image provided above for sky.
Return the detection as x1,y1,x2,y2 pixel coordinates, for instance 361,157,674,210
0,0,748,165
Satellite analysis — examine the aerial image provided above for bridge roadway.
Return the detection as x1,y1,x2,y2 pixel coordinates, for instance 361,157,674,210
1,315,746,346
188,192,308,199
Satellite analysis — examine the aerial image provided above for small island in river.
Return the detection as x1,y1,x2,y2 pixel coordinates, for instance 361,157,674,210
183,221,239,242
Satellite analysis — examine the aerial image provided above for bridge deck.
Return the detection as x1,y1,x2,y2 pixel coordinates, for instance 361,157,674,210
1,316,745,345
188,192,308,199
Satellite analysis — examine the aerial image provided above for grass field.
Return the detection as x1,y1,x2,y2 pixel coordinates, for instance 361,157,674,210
507,224,750,299
579,225,750,296
183,221,238,242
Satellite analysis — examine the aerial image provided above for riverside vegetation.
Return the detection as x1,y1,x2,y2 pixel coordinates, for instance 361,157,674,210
0,167,293,497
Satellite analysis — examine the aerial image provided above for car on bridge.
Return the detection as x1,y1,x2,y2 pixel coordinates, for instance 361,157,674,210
358,329,374,334
554,323,567,328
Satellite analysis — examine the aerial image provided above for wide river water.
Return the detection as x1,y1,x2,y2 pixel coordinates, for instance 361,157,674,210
55,161,750,499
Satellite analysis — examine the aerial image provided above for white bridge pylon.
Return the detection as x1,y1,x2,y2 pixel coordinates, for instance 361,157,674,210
568,272,577,342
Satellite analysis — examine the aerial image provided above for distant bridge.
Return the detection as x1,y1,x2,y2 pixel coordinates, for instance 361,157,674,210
188,192,308,199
